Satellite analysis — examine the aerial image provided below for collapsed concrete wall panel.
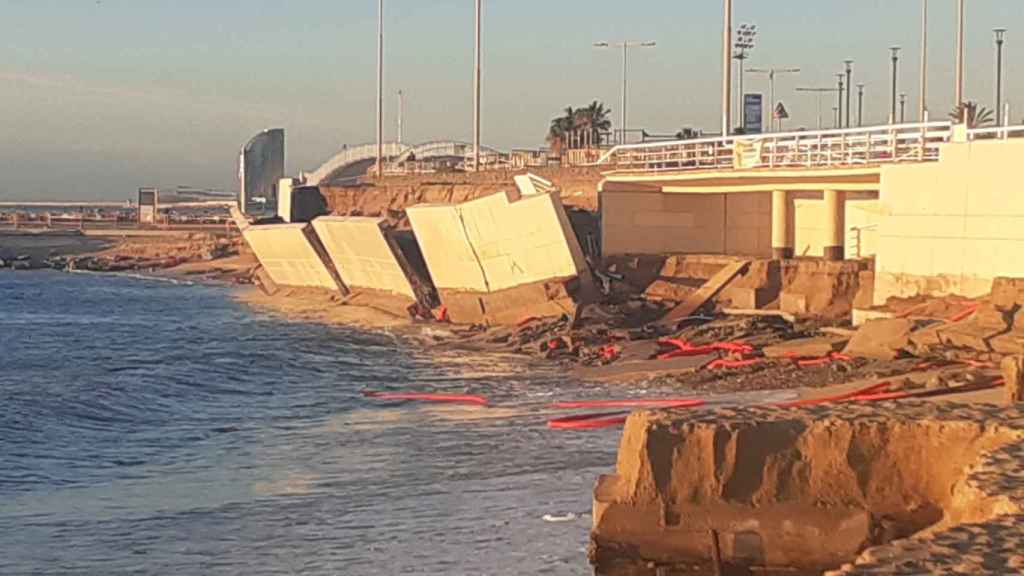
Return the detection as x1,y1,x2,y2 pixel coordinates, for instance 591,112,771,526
241,223,341,291
408,190,592,324
311,216,418,301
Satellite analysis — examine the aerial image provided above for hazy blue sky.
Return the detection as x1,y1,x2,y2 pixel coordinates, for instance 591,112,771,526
1,0,1021,200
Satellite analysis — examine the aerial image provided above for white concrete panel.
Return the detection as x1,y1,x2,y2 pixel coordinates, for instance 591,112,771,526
242,223,338,290
311,217,417,300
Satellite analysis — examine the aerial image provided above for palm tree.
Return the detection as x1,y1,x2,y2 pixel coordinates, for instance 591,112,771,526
547,106,576,153
949,101,995,128
546,101,612,152
577,101,612,145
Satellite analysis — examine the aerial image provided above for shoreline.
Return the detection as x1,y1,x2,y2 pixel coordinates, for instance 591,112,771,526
5,262,1007,406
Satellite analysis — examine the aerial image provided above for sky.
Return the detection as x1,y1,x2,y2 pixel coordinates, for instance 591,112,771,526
1,0,1022,201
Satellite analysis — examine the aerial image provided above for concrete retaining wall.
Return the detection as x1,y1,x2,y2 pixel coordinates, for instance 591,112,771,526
241,223,341,291
311,216,418,301
874,139,1024,304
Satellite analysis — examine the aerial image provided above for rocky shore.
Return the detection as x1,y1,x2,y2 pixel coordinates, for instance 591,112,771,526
0,230,257,284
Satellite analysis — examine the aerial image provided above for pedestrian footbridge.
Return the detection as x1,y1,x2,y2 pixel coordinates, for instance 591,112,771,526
305,140,504,186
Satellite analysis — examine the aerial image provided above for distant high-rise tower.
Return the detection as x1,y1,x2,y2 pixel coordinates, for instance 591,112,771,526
239,129,285,215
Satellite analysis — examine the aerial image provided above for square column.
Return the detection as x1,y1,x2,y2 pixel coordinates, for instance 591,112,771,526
771,190,793,259
823,189,846,261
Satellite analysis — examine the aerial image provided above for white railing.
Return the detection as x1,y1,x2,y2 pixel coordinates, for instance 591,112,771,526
594,122,967,172
967,125,1024,141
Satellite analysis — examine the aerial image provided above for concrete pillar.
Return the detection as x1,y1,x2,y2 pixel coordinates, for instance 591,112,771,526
823,189,846,261
771,190,792,260
1003,355,1024,405
277,178,296,223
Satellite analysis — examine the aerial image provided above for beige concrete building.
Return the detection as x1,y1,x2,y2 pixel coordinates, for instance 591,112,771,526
874,138,1024,303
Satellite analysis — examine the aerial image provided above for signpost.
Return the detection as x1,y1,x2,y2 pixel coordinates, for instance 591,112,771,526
774,102,790,131
743,94,763,134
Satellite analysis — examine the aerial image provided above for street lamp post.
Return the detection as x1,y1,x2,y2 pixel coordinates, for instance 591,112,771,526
857,83,865,127
376,0,384,177
955,0,966,109
890,46,901,124
844,60,854,127
748,67,800,132
473,0,481,171
796,87,840,130
836,73,845,127
920,0,929,121
723,0,732,136
734,24,757,131
397,90,404,145
995,28,1007,126
594,40,656,144
900,93,907,123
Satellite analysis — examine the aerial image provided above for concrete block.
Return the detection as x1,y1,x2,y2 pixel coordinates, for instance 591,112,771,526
407,189,592,324
312,216,419,302
241,223,342,291
278,183,328,223
720,286,762,309
780,291,808,315
843,319,913,360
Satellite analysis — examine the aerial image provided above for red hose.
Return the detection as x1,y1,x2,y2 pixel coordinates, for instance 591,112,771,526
362,391,489,406
705,357,763,370
657,339,754,360
947,303,980,323
547,411,630,430
550,399,705,409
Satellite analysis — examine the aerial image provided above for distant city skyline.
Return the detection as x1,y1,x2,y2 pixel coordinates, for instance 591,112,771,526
0,0,1021,200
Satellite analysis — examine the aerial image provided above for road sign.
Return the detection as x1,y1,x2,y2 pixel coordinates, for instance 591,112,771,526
774,102,790,120
744,94,763,134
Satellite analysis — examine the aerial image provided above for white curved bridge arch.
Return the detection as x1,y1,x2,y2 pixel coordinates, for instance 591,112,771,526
305,140,504,185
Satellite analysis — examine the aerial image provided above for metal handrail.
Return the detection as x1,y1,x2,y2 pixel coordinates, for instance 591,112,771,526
594,121,957,171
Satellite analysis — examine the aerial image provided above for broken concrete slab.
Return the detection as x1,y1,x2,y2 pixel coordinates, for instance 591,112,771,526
658,260,750,326
843,318,913,360
407,188,594,325
241,223,345,291
763,336,848,359
935,322,1002,352
989,333,1024,355
311,216,434,313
